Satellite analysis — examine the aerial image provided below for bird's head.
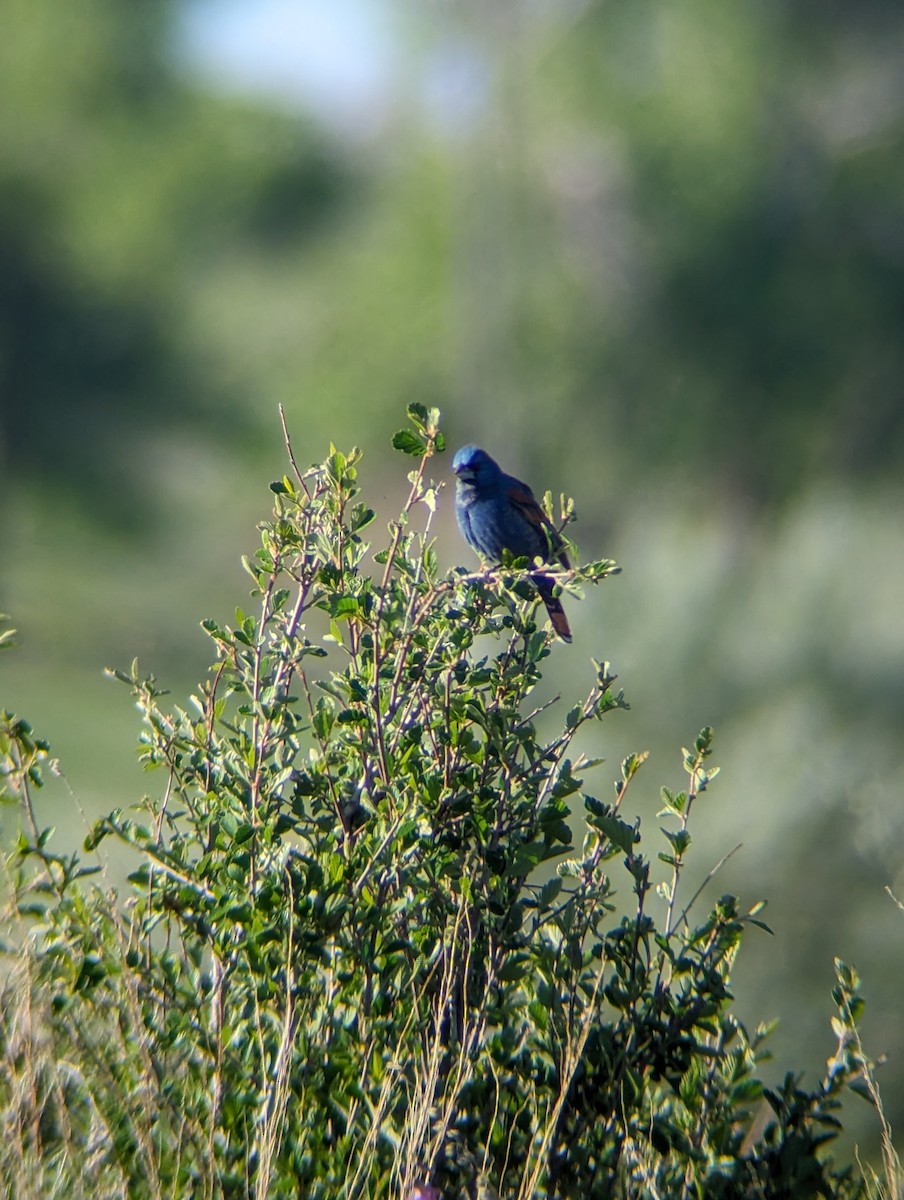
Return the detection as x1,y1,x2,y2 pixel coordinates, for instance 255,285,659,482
452,445,502,490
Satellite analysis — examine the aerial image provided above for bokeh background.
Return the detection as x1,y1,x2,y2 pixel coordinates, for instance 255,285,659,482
2,0,903,1162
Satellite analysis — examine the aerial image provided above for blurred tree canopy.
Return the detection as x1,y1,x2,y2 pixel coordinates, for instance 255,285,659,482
0,0,353,526
531,0,904,504
2,0,902,526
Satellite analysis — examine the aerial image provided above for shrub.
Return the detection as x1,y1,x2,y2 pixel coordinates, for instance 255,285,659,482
0,407,891,1198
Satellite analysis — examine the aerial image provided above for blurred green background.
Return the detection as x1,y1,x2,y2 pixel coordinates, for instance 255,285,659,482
2,0,903,1161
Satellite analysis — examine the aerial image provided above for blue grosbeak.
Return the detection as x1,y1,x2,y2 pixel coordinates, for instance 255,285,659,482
452,445,572,642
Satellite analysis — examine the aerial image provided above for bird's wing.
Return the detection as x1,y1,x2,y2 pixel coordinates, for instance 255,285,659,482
505,479,571,569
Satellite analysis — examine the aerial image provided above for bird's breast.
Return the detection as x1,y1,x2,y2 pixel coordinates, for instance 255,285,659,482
458,492,541,562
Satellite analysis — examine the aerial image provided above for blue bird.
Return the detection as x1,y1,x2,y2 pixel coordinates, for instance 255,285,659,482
452,445,572,642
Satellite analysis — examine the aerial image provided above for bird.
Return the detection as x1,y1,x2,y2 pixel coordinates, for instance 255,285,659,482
452,444,572,642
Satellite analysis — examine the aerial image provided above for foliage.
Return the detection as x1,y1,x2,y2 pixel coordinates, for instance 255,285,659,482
0,0,353,523
0,409,891,1199
5,2,904,515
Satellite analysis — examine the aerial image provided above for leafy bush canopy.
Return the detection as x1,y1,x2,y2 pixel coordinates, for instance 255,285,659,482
0,408,889,1198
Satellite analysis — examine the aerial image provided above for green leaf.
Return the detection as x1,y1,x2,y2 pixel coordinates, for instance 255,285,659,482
587,806,638,855
352,505,375,531
497,955,529,982
331,596,360,620
661,828,692,856
507,840,547,876
406,401,429,428
621,751,649,782
392,430,426,456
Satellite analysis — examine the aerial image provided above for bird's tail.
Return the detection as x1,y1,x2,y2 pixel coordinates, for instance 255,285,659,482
534,574,572,643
